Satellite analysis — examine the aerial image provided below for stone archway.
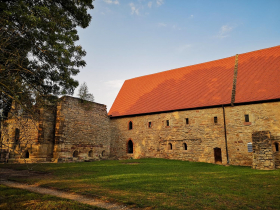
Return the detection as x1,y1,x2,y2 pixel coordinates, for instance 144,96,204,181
73,150,78,157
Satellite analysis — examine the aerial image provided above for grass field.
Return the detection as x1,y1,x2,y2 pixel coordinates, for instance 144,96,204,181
0,185,105,210
1,158,280,210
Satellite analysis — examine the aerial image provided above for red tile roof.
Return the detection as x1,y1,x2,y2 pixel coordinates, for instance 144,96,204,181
109,45,280,117
235,46,280,103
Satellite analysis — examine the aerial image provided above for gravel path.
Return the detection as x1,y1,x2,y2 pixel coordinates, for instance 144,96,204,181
0,168,135,210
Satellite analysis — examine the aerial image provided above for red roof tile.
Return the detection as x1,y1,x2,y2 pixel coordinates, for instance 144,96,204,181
109,45,280,117
235,46,280,103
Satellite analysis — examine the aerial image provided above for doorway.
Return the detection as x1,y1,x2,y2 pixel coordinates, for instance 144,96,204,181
127,140,133,154
214,147,222,163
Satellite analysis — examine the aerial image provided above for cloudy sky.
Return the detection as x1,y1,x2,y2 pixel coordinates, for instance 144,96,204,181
74,0,280,111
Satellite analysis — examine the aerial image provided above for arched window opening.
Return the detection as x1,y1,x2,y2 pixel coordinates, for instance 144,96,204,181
102,150,106,156
183,143,187,150
275,142,279,152
129,121,133,130
25,151,29,159
88,150,93,157
168,143,172,150
73,150,78,157
127,140,133,153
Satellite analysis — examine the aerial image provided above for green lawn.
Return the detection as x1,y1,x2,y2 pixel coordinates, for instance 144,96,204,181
1,159,280,210
0,185,105,210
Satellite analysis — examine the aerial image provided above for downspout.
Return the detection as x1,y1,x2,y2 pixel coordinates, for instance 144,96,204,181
222,105,229,164
223,54,239,165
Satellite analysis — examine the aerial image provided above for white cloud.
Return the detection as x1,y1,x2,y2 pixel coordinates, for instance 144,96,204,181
176,44,191,53
216,24,233,38
129,3,140,15
156,0,164,6
103,0,119,4
105,80,124,88
148,1,152,8
190,14,194,18
158,22,167,27
220,25,233,34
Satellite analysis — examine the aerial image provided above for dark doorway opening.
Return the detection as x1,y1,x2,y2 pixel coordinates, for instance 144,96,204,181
25,151,29,159
214,147,222,163
128,140,133,153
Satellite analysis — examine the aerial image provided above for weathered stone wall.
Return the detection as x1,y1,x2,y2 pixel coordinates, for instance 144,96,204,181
0,103,56,163
54,96,111,162
252,131,275,170
110,107,228,165
110,101,280,168
225,102,280,167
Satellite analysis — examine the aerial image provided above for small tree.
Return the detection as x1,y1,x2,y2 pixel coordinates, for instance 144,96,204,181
78,82,94,102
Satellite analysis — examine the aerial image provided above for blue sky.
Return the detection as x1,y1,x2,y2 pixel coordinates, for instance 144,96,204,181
74,0,280,110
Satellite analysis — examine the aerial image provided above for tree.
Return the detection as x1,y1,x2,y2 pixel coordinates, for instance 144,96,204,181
0,0,94,117
78,82,94,102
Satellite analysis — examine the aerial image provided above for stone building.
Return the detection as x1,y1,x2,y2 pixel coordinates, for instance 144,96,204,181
1,45,280,170
109,45,280,170
0,96,111,163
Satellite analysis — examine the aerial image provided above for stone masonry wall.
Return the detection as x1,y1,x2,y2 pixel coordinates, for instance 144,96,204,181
252,131,275,170
110,101,280,167
0,103,55,163
54,96,111,162
110,107,228,165
225,101,280,167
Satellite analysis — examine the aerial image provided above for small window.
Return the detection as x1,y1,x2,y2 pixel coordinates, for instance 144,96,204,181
275,142,279,152
245,114,249,122
183,143,187,150
247,143,253,152
88,150,93,157
166,120,170,126
73,150,78,157
214,117,218,124
15,128,20,143
168,143,172,150
148,121,152,128
185,118,189,124
129,121,133,130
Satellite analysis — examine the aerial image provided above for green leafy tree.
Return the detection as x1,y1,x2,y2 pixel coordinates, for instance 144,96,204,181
0,0,94,117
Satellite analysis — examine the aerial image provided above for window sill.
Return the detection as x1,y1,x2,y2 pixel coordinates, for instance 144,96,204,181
244,122,252,126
